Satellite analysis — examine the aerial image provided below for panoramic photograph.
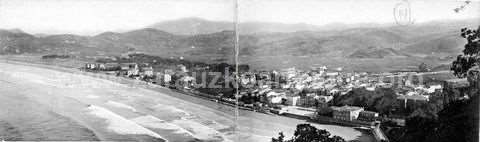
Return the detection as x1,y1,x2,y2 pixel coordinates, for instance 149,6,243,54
0,0,478,142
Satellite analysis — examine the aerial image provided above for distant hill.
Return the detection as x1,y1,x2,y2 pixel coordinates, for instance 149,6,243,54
148,17,392,35
149,17,330,35
0,29,39,54
148,18,234,35
0,19,477,72
348,47,409,58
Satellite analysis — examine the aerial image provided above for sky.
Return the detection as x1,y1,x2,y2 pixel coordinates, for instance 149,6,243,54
0,0,478,35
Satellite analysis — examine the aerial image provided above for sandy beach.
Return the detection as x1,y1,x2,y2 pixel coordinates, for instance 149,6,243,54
0,60,374,142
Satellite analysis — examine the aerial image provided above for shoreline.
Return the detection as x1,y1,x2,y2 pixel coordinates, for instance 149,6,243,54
0,56,377,142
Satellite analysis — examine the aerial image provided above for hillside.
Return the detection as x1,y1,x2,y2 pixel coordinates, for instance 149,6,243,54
348,47,409,59
149,17,325,35
0,18,477,72
148,17,234,35
0,30,39,54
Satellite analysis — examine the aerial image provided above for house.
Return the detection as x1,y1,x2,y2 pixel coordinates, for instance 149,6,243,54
85,63,97,70
119,63,135,71
357,111,379,121
285,95,301,106
141,66,154,77
266,91,286,104
331,105,364,121
127,67,140,76
101,63,120,71
296,93,317,107
98,64,106,70
164,74,172,84
177,64,188,73
179,76,195,89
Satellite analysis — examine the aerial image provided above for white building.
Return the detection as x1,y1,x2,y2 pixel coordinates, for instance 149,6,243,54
331,105,364,121
164,74,171,83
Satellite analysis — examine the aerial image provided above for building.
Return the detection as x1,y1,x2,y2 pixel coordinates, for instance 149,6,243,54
285,95,301,106
163,74,172,84
177,64,188,73
331,105,364,121
317,95,333,103
85,63,97,70
100,63,120,71
127,67,140,76
316,95,333,108
358,111,379,121
179,76,196,89
425,84,442,93
141,66,154,77
316,95,334,115
266,91,286,104
442,78,470,107
120,63,136,71
297,93,317,107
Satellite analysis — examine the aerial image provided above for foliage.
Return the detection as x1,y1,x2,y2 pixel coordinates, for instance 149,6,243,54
385,95,479,142
418,62,430,72
42,54,70,59
451,26,480,78
272,124,346,142
333,88,444,118
385,26,480,142
333,88,402,115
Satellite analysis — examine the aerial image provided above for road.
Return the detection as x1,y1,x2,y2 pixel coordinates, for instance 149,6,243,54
0,61,373,142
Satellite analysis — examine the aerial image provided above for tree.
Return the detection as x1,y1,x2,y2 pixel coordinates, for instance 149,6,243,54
418,62,430,72
271,124,346,142
451,26,480,78
272,132,286,142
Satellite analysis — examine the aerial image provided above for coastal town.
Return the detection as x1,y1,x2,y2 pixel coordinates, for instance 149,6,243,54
81,53,478,141
0,0,477,141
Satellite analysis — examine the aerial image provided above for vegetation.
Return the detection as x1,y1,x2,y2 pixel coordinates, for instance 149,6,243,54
271,124,346,142
418,62,431,72
41,54,71,59
0,20,476,72
332,88,443,119
383,26,480,142
451,26,480,78
384,95,478,142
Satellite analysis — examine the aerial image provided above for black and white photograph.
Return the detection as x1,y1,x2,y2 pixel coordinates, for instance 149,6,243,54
0,0,478,142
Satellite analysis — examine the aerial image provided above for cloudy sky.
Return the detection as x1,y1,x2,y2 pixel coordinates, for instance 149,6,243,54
0,0,477,35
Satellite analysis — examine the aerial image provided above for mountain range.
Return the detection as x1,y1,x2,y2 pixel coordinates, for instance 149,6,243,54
0,18,478,72
148,17,386,35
